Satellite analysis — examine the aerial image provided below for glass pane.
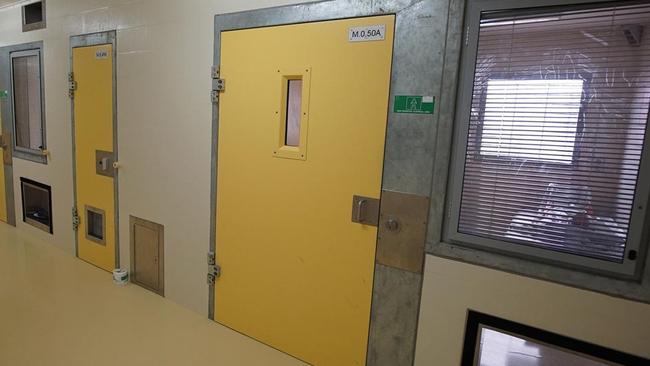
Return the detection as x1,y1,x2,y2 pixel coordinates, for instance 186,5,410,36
12,54,43,150
285,79,302,147
87,210,104,241
477,327,611,366
458,2,650,262
480,79,583,164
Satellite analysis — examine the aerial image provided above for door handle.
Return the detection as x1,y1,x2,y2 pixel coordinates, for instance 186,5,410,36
355,199,367,222
351,195,380,226
95,150,116,177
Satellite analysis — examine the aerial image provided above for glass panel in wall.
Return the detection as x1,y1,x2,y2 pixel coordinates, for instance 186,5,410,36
458,2,650,262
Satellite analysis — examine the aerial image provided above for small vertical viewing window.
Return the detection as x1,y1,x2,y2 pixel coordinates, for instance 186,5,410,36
11,49,45,156
86,206,105,245
274,69,310,160
22,1,46,32
285,79,303,147
448,1,650,275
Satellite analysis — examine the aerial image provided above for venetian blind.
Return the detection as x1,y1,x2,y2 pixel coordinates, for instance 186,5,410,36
458,2,650,262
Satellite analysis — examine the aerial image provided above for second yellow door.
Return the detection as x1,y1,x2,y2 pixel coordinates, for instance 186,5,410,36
215,16,394,365
72,44,116,272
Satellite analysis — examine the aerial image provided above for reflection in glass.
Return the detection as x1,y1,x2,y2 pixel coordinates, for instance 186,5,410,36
285,79,302,147
478,327,611,366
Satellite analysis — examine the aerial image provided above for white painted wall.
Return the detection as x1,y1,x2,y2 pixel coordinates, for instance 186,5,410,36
3,2,650,364
414,254,650,365
0,0,308,315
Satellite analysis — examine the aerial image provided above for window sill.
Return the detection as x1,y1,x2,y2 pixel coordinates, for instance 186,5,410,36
426,240,650,305
13,149,47,164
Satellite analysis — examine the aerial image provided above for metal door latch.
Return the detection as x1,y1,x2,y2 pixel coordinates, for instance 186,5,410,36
95,150,115,178
72,207,80,231
68,72,77,99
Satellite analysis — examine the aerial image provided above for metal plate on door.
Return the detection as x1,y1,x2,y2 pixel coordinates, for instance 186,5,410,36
351,195,380,226
376,190,429,274
95,150,115,177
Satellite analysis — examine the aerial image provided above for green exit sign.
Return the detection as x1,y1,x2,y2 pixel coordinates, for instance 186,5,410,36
0,90,7,100
394,95,435,114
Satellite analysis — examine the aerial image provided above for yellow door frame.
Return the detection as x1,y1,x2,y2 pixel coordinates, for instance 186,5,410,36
70,31,119,270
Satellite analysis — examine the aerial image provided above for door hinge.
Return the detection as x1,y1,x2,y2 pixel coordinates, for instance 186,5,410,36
207,264,221,285
68,72,77,99
207,251,220,284
211,66,225,104
72,206,80,231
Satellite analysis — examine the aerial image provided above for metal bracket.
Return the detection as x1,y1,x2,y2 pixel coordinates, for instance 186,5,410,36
72,206,80,232
68,72,77,99
207,251,215,265
376,190,430,274
207,264,221,284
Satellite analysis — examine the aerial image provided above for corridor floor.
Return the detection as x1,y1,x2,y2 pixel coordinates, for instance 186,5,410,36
0,223,306,366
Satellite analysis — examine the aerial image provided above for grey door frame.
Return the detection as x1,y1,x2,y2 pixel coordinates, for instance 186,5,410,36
209,1,453,364
0,102,15,226
69,30,120,269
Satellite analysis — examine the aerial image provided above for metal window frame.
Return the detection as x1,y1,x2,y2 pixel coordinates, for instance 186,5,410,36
437,0,650,289
7,44,47,164
21,0,46,33
69,30,119,268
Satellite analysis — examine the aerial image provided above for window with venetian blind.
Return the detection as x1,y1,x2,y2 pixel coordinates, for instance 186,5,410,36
447,0,650,276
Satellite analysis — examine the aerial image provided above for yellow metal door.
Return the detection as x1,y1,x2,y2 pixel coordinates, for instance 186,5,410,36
0,110,7,223
215,16,394,365
73,44,116,272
